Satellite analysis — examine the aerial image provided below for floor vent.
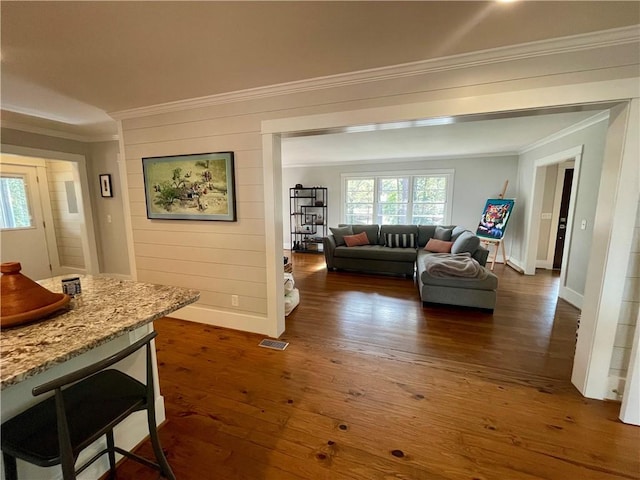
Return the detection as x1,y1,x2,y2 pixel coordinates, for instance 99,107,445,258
259,339,289,351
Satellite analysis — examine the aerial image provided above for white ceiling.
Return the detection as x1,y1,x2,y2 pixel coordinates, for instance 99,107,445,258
281,110,605,166
0,2,635,154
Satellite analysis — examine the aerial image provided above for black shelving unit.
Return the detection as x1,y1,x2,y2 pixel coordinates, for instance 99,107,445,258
290,186,327,253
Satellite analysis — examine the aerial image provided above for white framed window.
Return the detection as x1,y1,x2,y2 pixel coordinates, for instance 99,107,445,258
342,170,453,225
0,175,34,230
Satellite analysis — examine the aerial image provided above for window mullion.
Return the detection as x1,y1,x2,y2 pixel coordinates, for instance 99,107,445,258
374,177,379,224
408,177,414,224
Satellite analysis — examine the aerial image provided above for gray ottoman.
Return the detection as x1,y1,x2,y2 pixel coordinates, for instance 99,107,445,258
417,252,498,311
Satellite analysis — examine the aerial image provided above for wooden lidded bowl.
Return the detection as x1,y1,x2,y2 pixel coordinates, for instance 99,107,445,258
1,262,71,328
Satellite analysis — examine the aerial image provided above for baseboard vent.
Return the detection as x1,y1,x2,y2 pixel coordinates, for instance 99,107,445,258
259,339,289,351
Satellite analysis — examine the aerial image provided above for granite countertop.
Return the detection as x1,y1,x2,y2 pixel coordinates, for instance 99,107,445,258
0,275,200,390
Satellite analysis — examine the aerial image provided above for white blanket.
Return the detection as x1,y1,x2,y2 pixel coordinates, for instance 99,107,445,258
424,253,487,278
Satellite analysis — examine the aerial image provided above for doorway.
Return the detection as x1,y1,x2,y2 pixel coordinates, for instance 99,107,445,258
0,147,100,277
553,166,574,270
0,162,56,279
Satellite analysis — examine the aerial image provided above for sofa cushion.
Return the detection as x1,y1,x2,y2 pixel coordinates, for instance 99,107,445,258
434,226,453,241
330,225,354,246
451,230,480,255
417,252,498,290
420,267,498,290
424,238,453,253
384,232,416,248
351,224,380,245
334,245,417,262
379,225,418,245
344,231,370,247
417,225,438,247
450,226,468,242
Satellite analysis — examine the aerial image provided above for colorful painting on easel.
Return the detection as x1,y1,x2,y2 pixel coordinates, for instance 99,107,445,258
476,198,515,240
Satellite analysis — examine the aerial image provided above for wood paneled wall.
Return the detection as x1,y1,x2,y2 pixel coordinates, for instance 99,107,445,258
46,160,85,269
609,198,640,397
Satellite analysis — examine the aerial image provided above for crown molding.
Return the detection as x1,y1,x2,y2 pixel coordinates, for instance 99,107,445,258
111,25,640,121
1,120,119,143
83,133,120,143
519,110,611,154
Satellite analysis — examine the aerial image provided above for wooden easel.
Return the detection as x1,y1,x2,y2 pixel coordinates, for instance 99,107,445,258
480,180,509,271
482,237,508,271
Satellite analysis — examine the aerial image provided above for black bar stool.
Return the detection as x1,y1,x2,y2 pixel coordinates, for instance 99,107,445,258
1,330,176,479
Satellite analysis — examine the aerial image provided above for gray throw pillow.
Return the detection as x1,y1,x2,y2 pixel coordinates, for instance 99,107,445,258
451,230,480,255
330,225,354,246
434,226,453,241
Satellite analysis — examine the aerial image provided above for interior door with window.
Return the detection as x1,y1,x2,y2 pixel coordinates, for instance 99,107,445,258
0,164,53,280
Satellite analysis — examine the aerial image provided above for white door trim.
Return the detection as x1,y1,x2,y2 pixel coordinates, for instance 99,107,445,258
261,78,637,427
520,147,584,284
544,160,575,269
262,133,285,338
572,99,640,409
522,148,584,310
0,145,100,275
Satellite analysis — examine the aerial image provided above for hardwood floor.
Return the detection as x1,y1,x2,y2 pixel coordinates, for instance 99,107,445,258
117,253,639,480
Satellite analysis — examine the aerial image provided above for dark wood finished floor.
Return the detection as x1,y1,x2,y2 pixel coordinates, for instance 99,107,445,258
117,253,639,480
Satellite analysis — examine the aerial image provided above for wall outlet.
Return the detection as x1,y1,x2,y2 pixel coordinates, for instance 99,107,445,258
581,219,587,230
231,295,239,307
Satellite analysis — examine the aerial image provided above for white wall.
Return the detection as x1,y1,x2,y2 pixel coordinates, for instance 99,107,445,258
86,141,131,276
516,119,608,296
282,155,519,249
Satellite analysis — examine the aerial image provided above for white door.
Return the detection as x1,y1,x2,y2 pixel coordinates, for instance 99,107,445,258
0,164,53,280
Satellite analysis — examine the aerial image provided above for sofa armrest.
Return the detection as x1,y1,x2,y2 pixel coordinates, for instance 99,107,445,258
323,235,337,269
473,245,490,267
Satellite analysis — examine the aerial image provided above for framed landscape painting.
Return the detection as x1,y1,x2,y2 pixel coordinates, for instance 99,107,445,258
142,151,236,221
476,198,515,240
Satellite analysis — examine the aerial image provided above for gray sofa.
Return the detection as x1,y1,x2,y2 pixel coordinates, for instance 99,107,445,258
323,224,498,310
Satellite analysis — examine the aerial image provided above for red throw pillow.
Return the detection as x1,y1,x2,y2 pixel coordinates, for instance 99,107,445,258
425,238,453,253
344,231,370,247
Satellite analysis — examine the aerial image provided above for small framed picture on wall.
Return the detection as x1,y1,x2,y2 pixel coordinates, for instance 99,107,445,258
100,174,113,197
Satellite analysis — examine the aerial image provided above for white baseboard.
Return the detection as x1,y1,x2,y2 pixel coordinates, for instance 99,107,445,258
559,285,583,309
507,258,525,274
59,266,87,276
171,304,273,336
536,259,553,269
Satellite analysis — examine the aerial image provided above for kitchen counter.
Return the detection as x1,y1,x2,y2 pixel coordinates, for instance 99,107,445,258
0,274,200,390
